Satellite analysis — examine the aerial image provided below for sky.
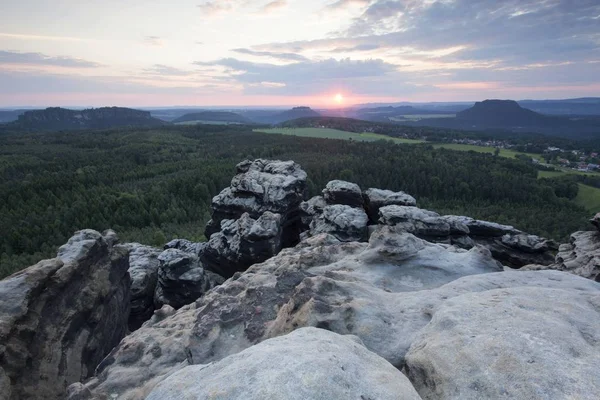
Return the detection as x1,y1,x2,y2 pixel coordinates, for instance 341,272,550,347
0,0,599,107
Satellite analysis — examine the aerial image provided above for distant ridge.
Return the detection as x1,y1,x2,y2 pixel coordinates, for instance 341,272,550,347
173,111,251,124
256,106,321,124
456,99,545,126
10,107,166,131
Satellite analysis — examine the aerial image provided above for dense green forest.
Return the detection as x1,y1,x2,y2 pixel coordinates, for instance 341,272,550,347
0,124,592,278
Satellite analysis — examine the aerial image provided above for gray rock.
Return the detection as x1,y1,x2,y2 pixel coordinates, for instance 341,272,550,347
201,211,284,278
405,286,600,400
363,187,417,222
310,204,369,242
163,238,205,256
206,159,307,246
523,230,600,281
146,327,423,400
155,248,224,309
299,195,326,231
442,215,519,237
322,180,364,207
380,205,469,238
122,243,161,330
591,212,600,231
0,230,130,400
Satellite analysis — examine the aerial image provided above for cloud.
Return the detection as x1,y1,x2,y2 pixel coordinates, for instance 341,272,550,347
0,50,102,68
325,0,371,11
143,36,165,47
143,64,194,76
330,43,380,53
197,1,236,16
231,48,308,62
261,0,287,13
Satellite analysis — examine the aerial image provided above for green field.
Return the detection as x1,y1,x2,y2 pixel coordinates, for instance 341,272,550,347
537,169,600,179
431,143,542,161
575,184,600,213
255,128,425,144
390,114,455,121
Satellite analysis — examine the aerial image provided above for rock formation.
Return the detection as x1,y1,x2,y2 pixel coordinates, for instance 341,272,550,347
0,230,130,400
146,327,422,400
4,159,600,400
155,249,224,309
123,243,161,330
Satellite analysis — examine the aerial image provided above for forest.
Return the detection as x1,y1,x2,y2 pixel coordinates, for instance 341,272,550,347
0,124,592,278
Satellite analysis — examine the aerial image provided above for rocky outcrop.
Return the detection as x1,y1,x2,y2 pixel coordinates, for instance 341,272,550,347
405,286,600,399
299,195,326,231
363,187,417,222
146,327,423,400
323,180,364,208
205,159,307,247
376,206,556,267
592,212,600,231
163,238,205,256
309,204,369,242
123,243,161,330
155,249,224,309
0,230,130,400
201,212,284,278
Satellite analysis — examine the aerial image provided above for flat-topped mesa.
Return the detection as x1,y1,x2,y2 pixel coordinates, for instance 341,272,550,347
205,159,307,247
0,230,130,400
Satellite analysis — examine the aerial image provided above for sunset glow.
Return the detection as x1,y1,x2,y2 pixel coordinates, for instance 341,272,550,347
334,93,344,104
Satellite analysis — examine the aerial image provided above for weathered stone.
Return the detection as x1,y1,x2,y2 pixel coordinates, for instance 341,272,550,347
405,286,600,400
322,180,364,207
0,230,130,400
146,328,423,400
442,215,519,237
201,211,284,278
122,243,161,330
363,187,416,222
206,159,307,246
591,212,600,232
310,204,368,242
298,195,326,231
380,205,469,238
523,230,600,281
155,248,224,309
163,238,205,256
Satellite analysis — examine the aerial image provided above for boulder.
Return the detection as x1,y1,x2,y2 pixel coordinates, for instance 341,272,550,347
442,215,519,237
405,286,600,399
201,212,284,278
379,205,469,238
591,212,600,231
206,159,307,246
523,230,600,281
163,238,205,256
0,230,130,400
363,187,416,222
298,195,326,231
322,180,364,207
123,243,162,331
146,328,423,400
155,248,224,309
309,204,368,242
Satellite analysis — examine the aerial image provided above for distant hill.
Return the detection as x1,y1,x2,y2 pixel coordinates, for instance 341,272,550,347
10,107,166,131
173,111,251,124
407,99,600,139
517,98,600,115
0,110,27,123
250,107,321,124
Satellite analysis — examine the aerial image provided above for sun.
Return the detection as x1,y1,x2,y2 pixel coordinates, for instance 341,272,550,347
334,93,344,104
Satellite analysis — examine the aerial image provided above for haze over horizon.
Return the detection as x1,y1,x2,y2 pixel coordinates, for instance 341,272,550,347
1,0,599,108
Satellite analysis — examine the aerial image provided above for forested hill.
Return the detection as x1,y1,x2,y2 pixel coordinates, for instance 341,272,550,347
173,111,251,124
0,124,591,278
8,107,166,131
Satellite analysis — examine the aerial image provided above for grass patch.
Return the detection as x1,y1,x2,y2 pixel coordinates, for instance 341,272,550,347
575,184,600,213
431,143,542,161
175,120,241,125
255,128,425,144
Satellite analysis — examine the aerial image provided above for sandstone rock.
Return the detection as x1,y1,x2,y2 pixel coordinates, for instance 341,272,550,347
123,243,161,330
363,187,416,222
155,248,224,309
405,286,600,399
309,204,368,242
146,328,423,400
201,211,284,278
206,159,307,246
0,230,130,400
523,230,600,281
298,195,326,231
322,179,364,207
379,205,469,238
163,238,205,256
442,215,519,237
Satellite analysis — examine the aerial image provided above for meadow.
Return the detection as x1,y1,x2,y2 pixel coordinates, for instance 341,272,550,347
255,128,425,144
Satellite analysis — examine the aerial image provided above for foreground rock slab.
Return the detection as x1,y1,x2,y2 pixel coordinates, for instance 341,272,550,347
147,327,423,400
123,243,161,330
0,230,130,400
406,286,600,400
